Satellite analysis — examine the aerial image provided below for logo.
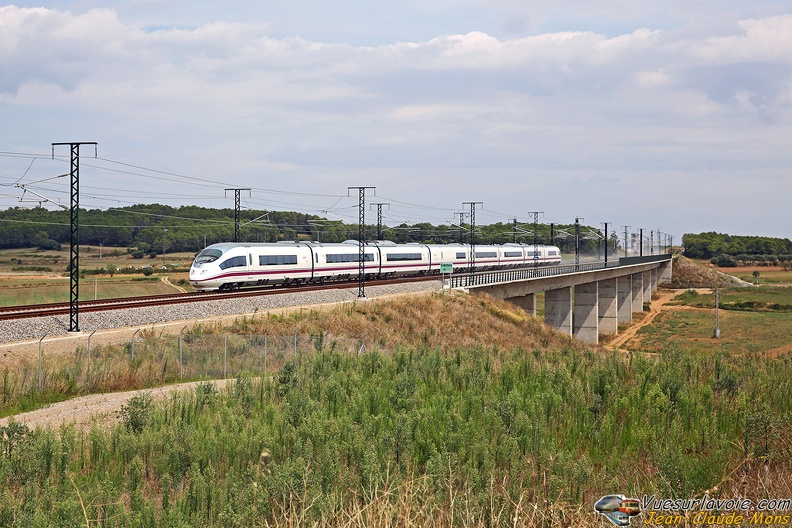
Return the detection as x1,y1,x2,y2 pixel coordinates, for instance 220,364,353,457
594,495,641,526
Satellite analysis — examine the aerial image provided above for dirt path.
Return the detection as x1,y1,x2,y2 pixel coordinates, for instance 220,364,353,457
160,275,189,293
0,378,233,431
606,289,686,351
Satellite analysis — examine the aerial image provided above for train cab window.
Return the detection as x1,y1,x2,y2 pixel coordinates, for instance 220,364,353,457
327,253,374,263
456,252,466,259
504,251,522,258
194,248,223,265
475,251,497,258
386,253,423,261
259,255,298,266
218,255,247,270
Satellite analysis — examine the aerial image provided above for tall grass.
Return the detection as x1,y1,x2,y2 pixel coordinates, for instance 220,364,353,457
1,292,791,526
1,341,791,526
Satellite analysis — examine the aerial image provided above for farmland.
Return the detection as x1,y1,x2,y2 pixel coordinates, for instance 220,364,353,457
0,246,195,306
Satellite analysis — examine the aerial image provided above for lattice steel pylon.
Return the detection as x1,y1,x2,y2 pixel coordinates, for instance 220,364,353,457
52,141,97,333
574,218,580,270
453,212,468,244
371,203,389,241
528,211,543,268
463,202,483,279
349,187,375,297
225,188,250,243
623,225,631,257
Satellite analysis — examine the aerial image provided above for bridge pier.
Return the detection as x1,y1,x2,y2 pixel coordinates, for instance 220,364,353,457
460,254,672,343
617,276,633,324
659,258,673,284
631,273,644,313
509,293,536,316
545,287,572,336
573,282,599,344
598,278,618,336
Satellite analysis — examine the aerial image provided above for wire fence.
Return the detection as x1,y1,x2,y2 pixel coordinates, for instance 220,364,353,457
0,332,368,407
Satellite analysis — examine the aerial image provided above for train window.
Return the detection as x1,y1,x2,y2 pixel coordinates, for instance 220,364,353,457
504,251,522,257
475,252,497,258
259,255,298,266
456,252,466,259
194,248,223,264
548,250,558,256
386,253,423,261
218,255,247,270
326,253,374,263
316,254,319,263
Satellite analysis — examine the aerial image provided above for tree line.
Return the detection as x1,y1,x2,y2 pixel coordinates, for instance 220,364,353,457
682,232,792,262
0,205,615,256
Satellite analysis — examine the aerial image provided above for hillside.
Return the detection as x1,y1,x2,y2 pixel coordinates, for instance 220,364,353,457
0,292,790,527
0,204,606,254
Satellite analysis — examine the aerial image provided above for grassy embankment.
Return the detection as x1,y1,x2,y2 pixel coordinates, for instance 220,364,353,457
1,291,791,526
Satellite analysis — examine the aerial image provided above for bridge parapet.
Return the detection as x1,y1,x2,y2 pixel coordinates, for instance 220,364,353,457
450,254,671,290
451,254,672,345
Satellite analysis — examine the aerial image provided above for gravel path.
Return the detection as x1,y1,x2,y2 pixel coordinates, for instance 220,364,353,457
0,379,235,430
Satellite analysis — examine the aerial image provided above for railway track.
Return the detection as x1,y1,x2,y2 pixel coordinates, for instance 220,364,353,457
0,275,438,321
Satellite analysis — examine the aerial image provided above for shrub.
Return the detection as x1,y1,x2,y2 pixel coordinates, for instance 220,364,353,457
142,266,154,276
117,393,153,434
131,250,145,259
716,254,736,267
37,239,61,251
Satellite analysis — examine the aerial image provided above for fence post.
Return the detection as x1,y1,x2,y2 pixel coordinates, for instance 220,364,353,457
38,334,47,392
224,332,228,379
87,329,97,390
179,326,187,380
358,334,366,357
263,333,268,372
131,329,141,361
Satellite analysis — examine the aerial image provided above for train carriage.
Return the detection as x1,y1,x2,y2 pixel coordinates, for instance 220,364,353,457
190,240,564,291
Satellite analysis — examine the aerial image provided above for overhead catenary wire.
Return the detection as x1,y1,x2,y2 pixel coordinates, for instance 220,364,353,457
2,150,662,240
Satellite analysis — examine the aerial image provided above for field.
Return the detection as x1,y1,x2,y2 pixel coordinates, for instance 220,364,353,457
687,259,792,285
0,246,195,306
729,266,792,285
632,260,792,356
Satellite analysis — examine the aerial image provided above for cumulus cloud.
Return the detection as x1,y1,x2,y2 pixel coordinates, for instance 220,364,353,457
0,4,790,236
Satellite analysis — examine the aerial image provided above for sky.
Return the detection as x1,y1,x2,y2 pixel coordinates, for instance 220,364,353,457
1,1,791,242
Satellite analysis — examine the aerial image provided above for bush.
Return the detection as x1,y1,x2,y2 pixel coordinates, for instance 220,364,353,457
117,393,153,434
131,250,145,259
716,254,736,267
37,239,61,251
142,266,154,276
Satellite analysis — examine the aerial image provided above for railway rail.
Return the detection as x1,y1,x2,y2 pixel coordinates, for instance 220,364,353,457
0,275,438,322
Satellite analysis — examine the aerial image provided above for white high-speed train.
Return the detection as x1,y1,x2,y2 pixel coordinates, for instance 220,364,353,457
189,240,563,291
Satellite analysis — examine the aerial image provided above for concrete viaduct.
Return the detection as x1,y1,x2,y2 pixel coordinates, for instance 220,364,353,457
450,254,673,344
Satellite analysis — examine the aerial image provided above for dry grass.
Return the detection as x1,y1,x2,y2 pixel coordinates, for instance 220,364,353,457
229,291,584,356
667,256,732,289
